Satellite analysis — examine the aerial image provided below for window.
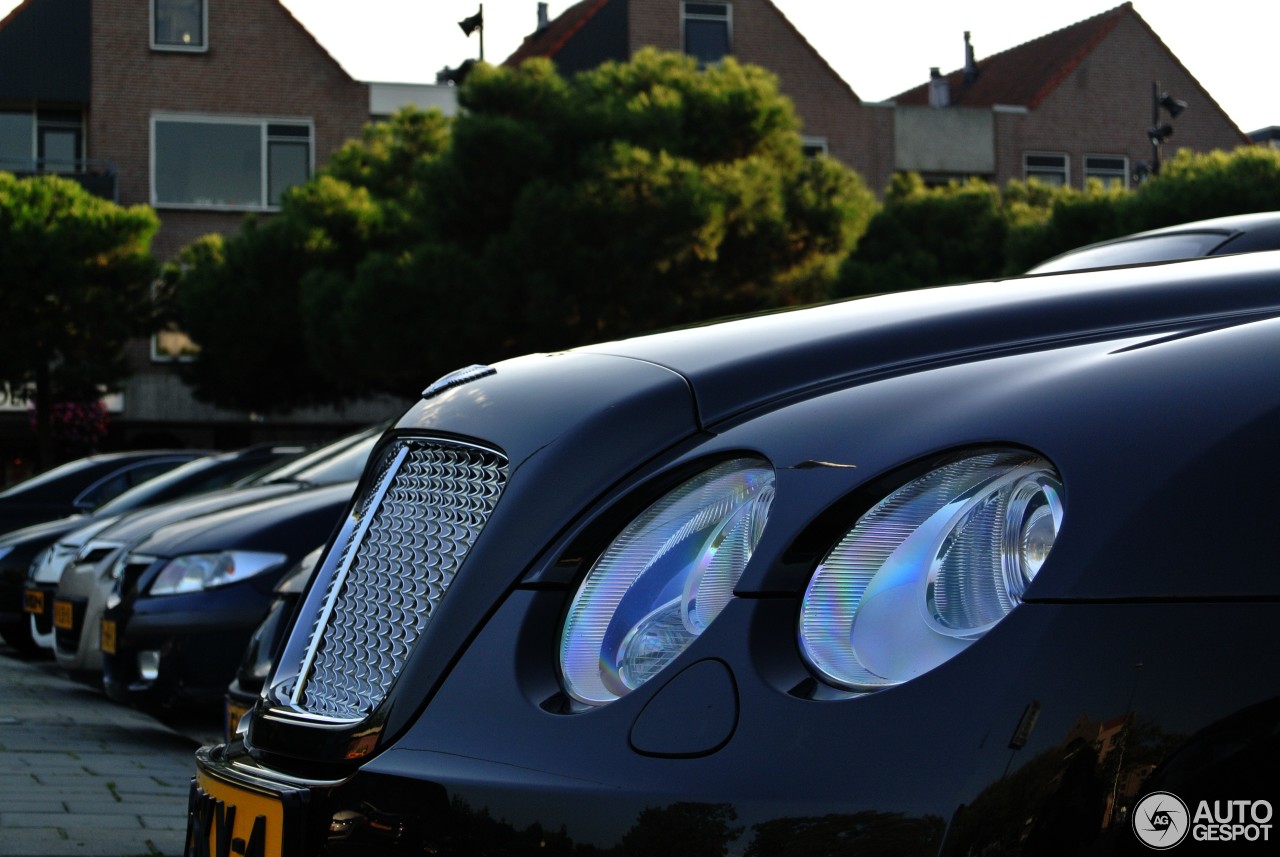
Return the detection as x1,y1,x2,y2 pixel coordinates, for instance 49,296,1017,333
153,0,207,51
801,136,829,158
152,115,313,209
1024,152,1068,186
0,111,83,173
683,2,731,66
1084,155,1128,188
0,112,33,171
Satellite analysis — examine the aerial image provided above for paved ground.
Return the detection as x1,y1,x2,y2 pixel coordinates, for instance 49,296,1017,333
0,642,221,857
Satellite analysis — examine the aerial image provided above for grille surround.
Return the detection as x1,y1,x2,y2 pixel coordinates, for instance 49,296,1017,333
281,437,508,722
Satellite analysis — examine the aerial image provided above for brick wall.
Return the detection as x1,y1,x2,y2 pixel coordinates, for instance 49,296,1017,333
89,0,370,260
627,0,891,192
992,14,1247,188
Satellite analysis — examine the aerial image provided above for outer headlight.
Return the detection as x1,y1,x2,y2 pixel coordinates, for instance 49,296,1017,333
148,551,287,596
799,449,1063,694
560,458,776,706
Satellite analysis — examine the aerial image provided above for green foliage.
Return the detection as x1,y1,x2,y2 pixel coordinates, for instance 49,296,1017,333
834,145,1280,293
0,173,159,461
832,174,1004,298
1124,146,1280,230
1001,179,1130,274
171,51,875,412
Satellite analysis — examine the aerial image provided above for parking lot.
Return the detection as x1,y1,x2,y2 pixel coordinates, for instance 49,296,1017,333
0,642,219,857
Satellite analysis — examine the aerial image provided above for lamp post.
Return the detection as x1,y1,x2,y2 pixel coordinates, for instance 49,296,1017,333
1147,81,1187,177
460,5,484,62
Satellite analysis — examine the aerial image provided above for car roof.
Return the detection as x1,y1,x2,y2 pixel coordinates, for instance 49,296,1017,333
1027,211,1280,274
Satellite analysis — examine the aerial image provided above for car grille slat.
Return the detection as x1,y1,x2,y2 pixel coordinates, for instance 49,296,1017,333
288,438,507,721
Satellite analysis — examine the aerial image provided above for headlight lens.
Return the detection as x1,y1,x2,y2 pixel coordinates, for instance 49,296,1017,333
560,458,776,706
799,449,1063,693
148,551,287,596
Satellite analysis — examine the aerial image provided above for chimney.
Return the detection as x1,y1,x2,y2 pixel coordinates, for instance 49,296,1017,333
963,31,978,85
537,2,550,31
928,67,950,108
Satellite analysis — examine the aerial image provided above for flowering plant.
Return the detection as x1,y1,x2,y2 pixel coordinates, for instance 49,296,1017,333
29,400,110,447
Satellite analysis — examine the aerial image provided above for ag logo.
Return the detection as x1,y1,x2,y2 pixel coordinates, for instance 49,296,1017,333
1133,791,1190,849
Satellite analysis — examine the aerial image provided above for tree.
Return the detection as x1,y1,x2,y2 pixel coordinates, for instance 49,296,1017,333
831,174,1003,299
172,51,875,412
0,173,159,466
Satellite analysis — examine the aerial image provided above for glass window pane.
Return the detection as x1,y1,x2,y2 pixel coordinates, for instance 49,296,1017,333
268,140,309,206
40,129,79,172
685,20,730,64
155,121,261,207
0,112,34,169
155,0,204,47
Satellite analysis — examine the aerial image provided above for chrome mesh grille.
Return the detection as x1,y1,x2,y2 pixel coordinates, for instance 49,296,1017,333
290,438,507,720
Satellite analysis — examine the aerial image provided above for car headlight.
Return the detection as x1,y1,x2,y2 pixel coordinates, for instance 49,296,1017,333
799,449,1063,694
560,458,776,706
148,551,288,596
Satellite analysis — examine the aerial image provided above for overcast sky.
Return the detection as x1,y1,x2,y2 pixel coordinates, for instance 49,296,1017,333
3,1,1275,133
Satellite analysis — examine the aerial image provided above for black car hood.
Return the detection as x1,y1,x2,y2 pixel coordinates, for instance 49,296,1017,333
0,514,91,548
131,482,357,558
93,483,301,547
577,251,1280,426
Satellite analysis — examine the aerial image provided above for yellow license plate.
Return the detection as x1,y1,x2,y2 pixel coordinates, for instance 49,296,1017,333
100,619,116,655
190,769,284,857
53,600,74,630
225,699,252,743
22,589,44,615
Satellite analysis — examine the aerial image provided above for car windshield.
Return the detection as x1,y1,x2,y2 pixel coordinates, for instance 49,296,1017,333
248,427,383,487
0,457,102,499
1028,232,1231,274
91,449,299,515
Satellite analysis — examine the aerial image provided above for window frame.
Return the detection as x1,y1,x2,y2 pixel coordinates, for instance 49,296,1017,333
150,113,314,212
151,0,208,53
1024,151,1069,187
801,136,829,158
681,2,733,66
1084,154,1129,189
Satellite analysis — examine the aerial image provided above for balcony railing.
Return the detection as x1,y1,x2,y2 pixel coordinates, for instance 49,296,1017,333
0,158,119,202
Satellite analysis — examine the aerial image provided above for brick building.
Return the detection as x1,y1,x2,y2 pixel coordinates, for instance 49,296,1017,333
0,0,446,458
890,3,1248,188
506,0,895,193
507,2,1248,195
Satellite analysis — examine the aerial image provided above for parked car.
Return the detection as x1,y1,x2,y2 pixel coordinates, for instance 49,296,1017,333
0,450,206,536
190,251,1280,857
0,450,206,651
223,546,321,742
11,443,304,654
45,428,380,678
101,481,360,710
1025,210,1280,274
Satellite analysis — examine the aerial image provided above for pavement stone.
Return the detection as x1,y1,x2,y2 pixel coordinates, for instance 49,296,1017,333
0,640,222,857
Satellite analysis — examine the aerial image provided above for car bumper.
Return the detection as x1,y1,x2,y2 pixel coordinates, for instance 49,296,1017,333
191,598,1280,856
102,583,272,708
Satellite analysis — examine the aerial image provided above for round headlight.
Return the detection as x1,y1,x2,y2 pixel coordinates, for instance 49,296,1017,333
560,458,775,706
799,449,1062,693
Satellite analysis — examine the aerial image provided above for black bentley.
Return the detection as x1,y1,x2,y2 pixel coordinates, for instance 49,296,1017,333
188,251,1280,857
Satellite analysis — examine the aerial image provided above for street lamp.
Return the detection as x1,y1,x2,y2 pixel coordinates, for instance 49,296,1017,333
1146,81,1188,177
459,5,484,62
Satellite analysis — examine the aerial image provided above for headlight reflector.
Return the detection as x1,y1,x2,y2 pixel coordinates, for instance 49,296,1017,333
800,450,1062,693
148,551,287,596
560,458,775,706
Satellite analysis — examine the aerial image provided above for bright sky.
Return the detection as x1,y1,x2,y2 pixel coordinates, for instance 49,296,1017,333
3,1,1275,133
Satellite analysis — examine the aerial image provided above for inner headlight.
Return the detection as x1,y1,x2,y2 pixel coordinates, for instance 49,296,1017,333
560,458,776,706
148,551,287,596
799,449,1063,694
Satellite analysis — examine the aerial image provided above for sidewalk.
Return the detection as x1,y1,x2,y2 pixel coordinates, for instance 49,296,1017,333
0,642,219,857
